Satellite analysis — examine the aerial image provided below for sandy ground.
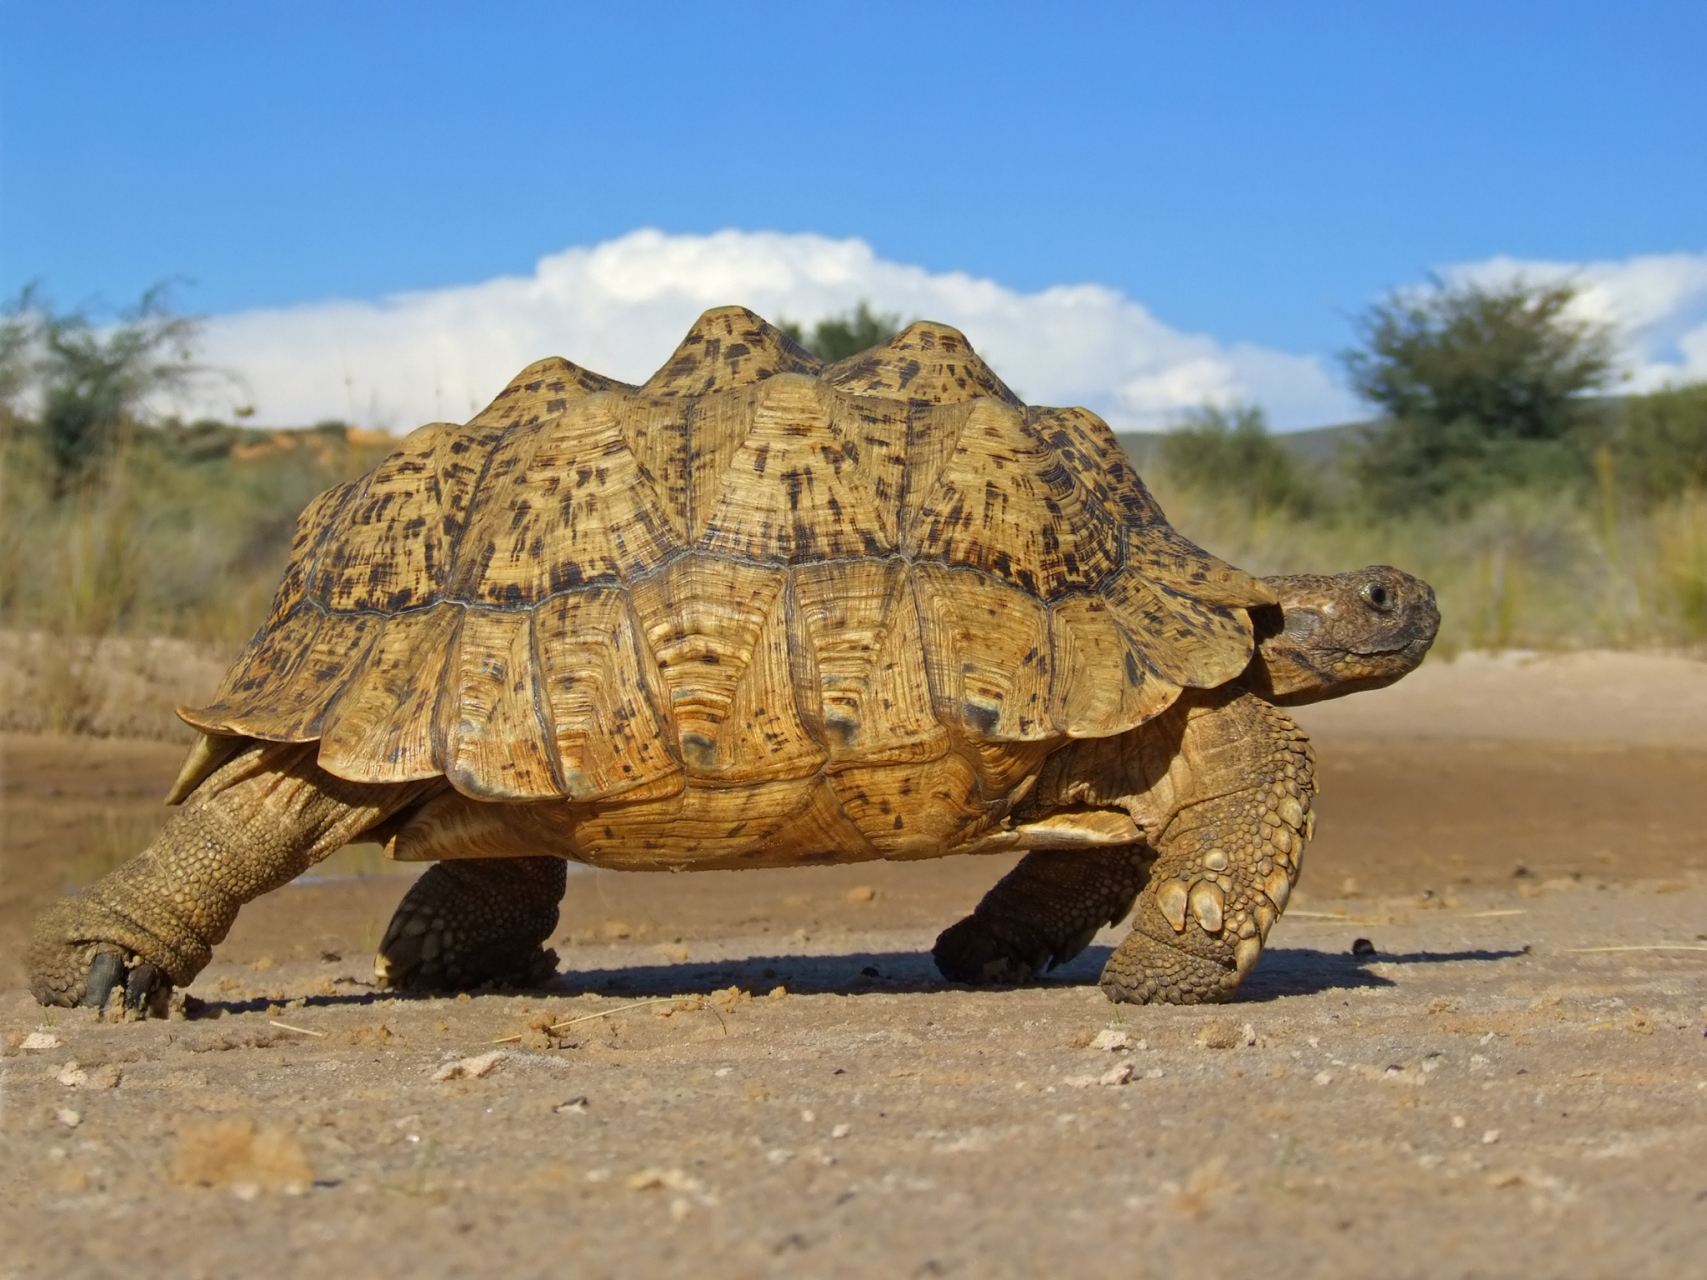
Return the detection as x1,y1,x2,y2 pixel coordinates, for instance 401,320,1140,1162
1,652,1704,1278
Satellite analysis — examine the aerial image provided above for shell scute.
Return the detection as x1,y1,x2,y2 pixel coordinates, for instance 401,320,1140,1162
184,307,1273,810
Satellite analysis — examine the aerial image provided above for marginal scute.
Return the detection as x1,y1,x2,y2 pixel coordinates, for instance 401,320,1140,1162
317,604,461,783
181,305,1272,807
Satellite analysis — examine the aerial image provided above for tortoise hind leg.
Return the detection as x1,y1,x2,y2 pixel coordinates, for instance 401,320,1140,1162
28,741,437,1012
933,847,1151,984
375,858,566,991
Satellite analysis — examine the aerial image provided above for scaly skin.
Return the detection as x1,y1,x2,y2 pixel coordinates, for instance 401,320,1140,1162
28,742,438,1011
374,857,566,991
1096,692,1312,1003
933,847,1152,984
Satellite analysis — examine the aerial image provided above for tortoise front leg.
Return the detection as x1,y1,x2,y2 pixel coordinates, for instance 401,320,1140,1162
28,741,437,1012
1101,695,1314,1004
933,847,1151,984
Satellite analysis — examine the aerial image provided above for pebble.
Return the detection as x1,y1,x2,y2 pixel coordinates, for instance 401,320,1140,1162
1087,1029,1133,1052
20,1032,61,1051
432,1050,507,1082
56,1108,81,1128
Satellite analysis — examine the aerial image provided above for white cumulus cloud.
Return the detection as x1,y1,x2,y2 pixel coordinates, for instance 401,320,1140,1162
189,229,1356,432
1447,250,1707,392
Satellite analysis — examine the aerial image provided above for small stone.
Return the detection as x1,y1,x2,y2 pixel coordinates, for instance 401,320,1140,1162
830,1123,851,1139
1087,1028,1133,1052
1451,1115,1467,1129
800,1109,816,1123
57,1062,88,1087
845,884,877,903
554,1097,590,1115
1351,938,1376,957
432,1050,507,1082
21,1032,61,1051
1097,1062,1134,1086
56,1108,81,1128
768,986,787,1001
1312,1071,1334,1086
1196,1019,1241,1050
1482,1129,1502,1145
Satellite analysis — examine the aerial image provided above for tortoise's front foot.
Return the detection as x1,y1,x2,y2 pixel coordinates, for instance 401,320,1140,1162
933,849,1149,985
375,857,567,991
1099,896,1262,1005
28,895,178,1017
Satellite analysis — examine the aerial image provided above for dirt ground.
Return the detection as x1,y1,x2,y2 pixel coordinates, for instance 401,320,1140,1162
1,652,1705,1278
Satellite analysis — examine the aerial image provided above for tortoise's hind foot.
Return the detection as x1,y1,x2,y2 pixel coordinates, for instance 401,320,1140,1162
28,896,178,1016
375,857,567,992
933,848,1147,986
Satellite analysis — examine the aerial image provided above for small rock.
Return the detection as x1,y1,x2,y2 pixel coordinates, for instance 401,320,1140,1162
1482,1129,1502,1145
432,1050,507,1082
831,1123,851,1139
1098,1062,1134,1086
1351,938,1376,957
1312,1071,1334,1086
21,1031,61,1051
174,1119,313,1192
845,884,877,903
554,1097,590,1115
57,1061,120,1090
1196,1018,1242,1050
768,985,788,1001
1087,1028,1133,1052
1064,1062,1134,1088
56,1108,81,1128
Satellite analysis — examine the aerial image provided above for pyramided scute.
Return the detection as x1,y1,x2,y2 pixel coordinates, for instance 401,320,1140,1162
639,306,822,399
469,355,633,430
822,320,1020,405
180,306,1280,809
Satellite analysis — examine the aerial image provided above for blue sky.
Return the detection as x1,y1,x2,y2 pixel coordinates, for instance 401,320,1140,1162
3,2,1704,428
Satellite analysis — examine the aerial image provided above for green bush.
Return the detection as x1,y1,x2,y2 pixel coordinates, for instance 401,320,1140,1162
778,302,903,362
1343,277,1618,511
1610,382,1707,505
1158,405,1317,516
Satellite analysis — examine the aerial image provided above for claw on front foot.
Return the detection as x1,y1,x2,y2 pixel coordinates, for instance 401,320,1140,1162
1099,917,1259,1005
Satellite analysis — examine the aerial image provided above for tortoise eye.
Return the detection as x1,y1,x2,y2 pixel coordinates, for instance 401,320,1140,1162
1360,581,1395,612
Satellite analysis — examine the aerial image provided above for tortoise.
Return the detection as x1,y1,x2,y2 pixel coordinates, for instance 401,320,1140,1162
28,307,1438,1013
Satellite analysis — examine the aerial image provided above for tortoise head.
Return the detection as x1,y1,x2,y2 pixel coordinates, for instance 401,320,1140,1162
1242,565,1439,706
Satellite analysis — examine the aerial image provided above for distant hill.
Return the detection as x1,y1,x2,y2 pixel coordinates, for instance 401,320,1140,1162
1114,420,1372,473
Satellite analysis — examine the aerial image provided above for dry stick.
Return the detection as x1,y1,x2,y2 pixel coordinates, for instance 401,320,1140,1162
269,1020,327,1037
491,996,677,1044
1567,945,1707,953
